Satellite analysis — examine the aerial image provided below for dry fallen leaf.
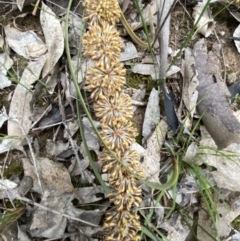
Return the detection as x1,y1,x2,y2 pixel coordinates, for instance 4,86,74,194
132,63,180,80
0,139,13,154
76,186,105,203
182,142,198,164
22,156,75,238
40,2,64,78
0,53,13,89
197,125,240,192
7,55,46,149
22,156,74,195
192,1,215,37
225,234,240,241
182,48,199,119
0,106,8,128
132,120,168,184
0,179,18,190
142,88,160,144
80,117,100,156
233,24,240,53
29,196,68,239
197,204,217,241
45,64,60,94
70,57,92,84
5,25,47,59
45,139,69,157
120,41,138,61
17,224,32,241
68,157,89,176
66,14,84,53
63,119,79,138
158,213,190,241
196,189,240,240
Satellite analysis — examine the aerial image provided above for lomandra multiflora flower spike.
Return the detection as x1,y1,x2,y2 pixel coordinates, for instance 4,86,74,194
83,22,122,68
83,0,142,240
94,92,133,125
85,62,126,100
83,0,121,25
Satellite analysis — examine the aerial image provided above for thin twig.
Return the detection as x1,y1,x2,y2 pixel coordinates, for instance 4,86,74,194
32,118,75,131
57,84,82,174
17,195,99,227
32,0,41,16
152,0,178,48
13,118,44,194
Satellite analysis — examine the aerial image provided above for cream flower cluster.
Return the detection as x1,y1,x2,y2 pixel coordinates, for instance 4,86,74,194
83,0,143,240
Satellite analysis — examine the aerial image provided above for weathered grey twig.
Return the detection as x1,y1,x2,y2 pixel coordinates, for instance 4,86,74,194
157,0,179,131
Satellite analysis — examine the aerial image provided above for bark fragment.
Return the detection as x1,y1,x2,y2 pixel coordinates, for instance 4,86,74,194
193,39,240,149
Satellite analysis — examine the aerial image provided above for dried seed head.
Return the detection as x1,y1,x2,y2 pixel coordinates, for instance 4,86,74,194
99,150,141,171
85,62,126,100
109,174,142,196
100,150,143,193
99,150,122,178
88,86,108,100
121,150,141,169
94,92,133,125
108,191,142,211
83,22,122,67
103,161,122,178
83,0,121,25
103,210,141,241
101,121,137,152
